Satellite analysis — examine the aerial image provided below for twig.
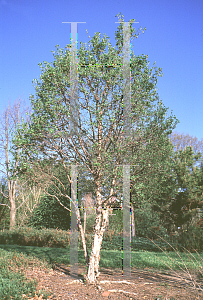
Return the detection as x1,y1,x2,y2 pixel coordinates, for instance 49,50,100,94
108,289,138,296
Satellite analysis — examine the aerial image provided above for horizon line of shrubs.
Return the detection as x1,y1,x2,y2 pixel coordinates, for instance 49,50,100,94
0,225,202,252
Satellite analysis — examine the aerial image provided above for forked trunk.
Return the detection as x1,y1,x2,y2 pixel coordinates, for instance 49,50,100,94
86,208,109,284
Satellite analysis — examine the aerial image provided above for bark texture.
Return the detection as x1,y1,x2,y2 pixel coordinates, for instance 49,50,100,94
87,208,109,284
8,180,17,230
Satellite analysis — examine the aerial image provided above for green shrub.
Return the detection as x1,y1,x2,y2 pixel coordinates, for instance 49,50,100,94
134,206,169,240
27,194,70,231
84,212,97,233
171,225,203,252
0,271,37,300
0,227,70,248
0,224,189,253
108,209,123,235
0,248,52,299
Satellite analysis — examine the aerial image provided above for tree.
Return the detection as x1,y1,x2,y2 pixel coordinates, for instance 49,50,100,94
130,130,179,238
129,131,203,239
169,131,203,155
14,181,43,228
165,132,203,231
26,159,71,230
168,146,203,230
0,177,10,230
12,13,179,284
0,99,34,230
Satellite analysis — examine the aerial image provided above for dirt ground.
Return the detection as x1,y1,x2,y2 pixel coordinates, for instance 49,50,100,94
24,263,203,300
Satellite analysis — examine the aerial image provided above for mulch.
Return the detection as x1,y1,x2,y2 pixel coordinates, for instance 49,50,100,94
24,263,203,300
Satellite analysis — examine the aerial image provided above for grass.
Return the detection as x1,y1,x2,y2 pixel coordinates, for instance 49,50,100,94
147,233,203,297
0,247,53,299
0,227,203,299
1,243,203,272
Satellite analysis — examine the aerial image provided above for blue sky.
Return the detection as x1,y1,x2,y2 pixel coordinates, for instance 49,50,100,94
0,0,203,141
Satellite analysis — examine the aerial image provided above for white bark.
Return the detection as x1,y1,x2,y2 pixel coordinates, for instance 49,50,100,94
73,198,89,267
15,184,42,227
8,180,17,230
87,208,109,284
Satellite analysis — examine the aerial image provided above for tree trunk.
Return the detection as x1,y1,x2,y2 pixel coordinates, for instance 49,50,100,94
131,203,136,237
8,180,16,230
84,210,86,234
10,197,16,230
86,208,109,284
76,204,89,266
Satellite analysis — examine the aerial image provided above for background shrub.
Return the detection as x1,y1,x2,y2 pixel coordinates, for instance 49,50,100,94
0,227,70,248
171,225,203,252
27,194,70,231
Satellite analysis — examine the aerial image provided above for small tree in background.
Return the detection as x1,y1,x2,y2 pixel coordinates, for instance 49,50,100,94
169,131,203,155
0,177,10,230
169,147,203,233
0,99,34,230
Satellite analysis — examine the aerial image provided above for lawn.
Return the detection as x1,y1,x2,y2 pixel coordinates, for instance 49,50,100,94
0,228,203,299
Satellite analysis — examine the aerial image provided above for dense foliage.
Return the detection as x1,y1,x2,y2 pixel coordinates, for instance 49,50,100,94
27,194,70,230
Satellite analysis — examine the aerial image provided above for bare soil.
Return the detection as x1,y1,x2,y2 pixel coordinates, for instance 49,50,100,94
24,263,203,300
